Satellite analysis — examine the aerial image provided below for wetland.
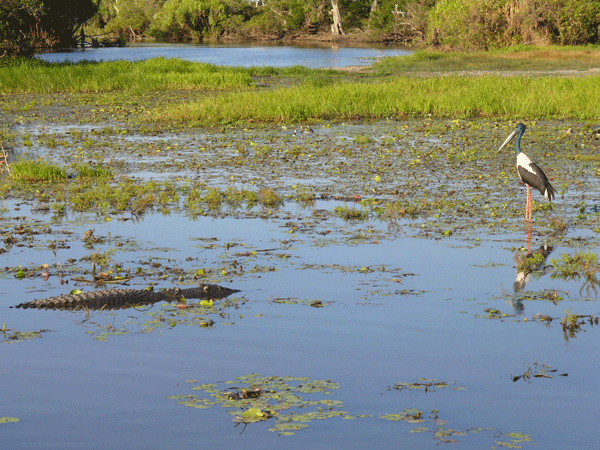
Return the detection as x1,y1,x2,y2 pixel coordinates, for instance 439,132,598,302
2,46,600,449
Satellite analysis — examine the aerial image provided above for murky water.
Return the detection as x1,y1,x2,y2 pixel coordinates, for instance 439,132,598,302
2,118,600,449
36,42,411,68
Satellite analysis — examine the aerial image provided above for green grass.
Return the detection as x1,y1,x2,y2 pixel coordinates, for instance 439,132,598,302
2,49,600,124
154,75,600,124
77,164,113,179
374,46,600,75
0,57,255,93
10,159,68,182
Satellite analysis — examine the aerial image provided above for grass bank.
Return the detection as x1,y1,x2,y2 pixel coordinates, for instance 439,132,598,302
0,57,256,93
374,46,600,75
155,75,600,124
2,48,600,123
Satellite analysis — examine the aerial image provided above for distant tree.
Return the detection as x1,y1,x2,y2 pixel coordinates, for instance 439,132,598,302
93,0,163,39
428,0,600,50
330,0,344,34
1,0,40,57
0,0,97,58
150,0,254,41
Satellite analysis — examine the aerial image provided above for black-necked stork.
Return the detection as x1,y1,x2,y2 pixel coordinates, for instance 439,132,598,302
499,123,556,222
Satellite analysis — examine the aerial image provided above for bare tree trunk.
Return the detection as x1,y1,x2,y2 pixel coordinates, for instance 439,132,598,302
330,0,344,35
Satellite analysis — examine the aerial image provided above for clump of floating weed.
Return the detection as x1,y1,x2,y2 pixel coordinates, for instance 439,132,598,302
63,178,170,213
10,159,67,182
354,134,375,145
575,154,600,162
549,216,568,234
551,251,600,295
203,187,224,209
384,201,409,220
224,187,260,208
259,188,282,208
77,164,113,179
244,190,259,204
334,204,368,221
559,308,599,341
384,200,423,219
224,186,245,206
561,308,580,334
515,251,547,274
87,248,116,270
551,251,600,280
294,186,316,207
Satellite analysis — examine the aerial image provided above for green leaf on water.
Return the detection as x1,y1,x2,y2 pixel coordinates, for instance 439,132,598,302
240,407,270,423
0,417,20,424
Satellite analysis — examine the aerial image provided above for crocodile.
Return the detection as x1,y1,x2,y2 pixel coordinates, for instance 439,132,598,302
12,284,239,311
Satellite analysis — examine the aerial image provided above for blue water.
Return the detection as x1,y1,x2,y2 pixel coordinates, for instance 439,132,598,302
2,118,600,449
2,202,599,449
36,42,411,68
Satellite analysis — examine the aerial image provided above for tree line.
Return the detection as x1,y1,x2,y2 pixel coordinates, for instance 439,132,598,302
2,0,600,59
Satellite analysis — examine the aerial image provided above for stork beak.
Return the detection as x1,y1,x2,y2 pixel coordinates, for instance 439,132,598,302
498,129,518,151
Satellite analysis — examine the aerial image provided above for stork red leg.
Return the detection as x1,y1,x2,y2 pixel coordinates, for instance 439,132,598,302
526,185,533,222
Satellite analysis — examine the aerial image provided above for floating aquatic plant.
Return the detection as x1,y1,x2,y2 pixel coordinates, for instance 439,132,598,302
0,417,20,424
1,323,50,344
391,378,466,393
551,251,600,296
168,374,344,435
511,361,567,383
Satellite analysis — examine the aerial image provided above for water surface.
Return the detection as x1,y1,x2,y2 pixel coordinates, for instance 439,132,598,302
2,120,600,450
37,42,411,68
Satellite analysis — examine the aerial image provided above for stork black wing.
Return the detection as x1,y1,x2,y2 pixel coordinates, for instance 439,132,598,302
517,163,556,201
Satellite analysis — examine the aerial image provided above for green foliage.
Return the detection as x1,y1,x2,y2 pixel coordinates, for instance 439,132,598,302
428,0,507,50
5,0,599,54
428,0,600,50
0,0,97,58
552,0,600,45
99,0,162,36
0,0,41,58
368,0,409,33
150,0,245,41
